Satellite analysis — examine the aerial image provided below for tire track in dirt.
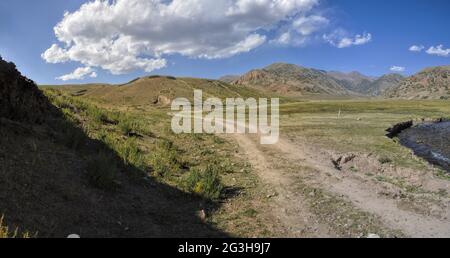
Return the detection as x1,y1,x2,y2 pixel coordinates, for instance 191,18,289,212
229,133,334,237
233,131,450,237
273,138,450,238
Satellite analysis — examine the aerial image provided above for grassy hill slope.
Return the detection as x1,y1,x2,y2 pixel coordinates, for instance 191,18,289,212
1,58,269,237
47,76,274,108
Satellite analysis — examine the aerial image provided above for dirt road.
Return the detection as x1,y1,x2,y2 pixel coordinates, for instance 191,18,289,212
222,120,450,238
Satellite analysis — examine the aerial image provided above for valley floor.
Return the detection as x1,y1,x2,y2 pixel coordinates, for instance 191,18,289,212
30,87,449,238
226,130,450,237
219,100,450,237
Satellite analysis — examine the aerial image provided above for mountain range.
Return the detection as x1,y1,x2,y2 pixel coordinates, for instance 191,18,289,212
221,63,450,99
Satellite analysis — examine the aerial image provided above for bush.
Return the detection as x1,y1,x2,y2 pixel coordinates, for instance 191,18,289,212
150,140,180,177
183,165,224,200
86,151,119,190
87,107,111,125
117,139,146,171
119,118,139,136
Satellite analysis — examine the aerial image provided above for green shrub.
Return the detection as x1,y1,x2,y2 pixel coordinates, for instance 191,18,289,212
119,118,139,136
151,152,179,177
183,165,224,200
87,107,111,124
150,140,181,177
86,151,119,190
117,139,146,171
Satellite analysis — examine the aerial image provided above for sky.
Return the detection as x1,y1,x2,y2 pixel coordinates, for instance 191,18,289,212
1,0,449,85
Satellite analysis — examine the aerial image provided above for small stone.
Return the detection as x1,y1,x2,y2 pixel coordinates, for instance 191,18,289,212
67,234,81,238
266,193,276,198
367,233,381,238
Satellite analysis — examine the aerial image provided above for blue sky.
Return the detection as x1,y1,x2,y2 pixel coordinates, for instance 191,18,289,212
1,0,449,85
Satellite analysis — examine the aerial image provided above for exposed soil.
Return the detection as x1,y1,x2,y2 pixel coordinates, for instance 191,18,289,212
222,119,450,237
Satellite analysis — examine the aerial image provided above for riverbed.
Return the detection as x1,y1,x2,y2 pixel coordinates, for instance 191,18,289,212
398,121,450,172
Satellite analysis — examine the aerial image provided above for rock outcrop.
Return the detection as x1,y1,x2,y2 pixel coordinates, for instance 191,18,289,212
0,56,53,123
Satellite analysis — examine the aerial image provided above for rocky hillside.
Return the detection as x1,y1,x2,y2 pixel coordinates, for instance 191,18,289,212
385,66,450,100
0,56,55,123
232,63,350,96
219,75,240,84
230,63,404,97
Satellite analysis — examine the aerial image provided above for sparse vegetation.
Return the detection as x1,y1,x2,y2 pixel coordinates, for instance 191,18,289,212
118,117,139,136
183,165,224,200
43,88,239,205
0,215,33,238
41,84,450,238
281,99,450,169
150,140,182,178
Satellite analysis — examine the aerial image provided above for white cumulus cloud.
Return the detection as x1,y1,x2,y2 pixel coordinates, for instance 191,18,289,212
42,0,322,76
41,44,70,63
57,67,98,81
324,30,372,48
426,45,450,57
390,66,405,72
292,15,329,36
409,45,424,52
272,15,329,46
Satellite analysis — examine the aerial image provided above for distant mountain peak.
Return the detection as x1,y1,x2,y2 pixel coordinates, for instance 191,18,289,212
263,63,306,73
233,62,350,96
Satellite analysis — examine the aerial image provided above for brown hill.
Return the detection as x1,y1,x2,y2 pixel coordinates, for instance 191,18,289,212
232,63,351,96
56,75,269,107
385,66,450,100
0,57,226,237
